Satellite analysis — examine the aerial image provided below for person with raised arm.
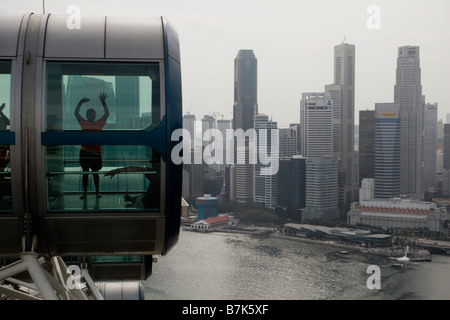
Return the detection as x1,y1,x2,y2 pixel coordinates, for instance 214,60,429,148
74,93,110,199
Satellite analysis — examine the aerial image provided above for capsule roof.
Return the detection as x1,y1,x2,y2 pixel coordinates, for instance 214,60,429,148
0,13,175,60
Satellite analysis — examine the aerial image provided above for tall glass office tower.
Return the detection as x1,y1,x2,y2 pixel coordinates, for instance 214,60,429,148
424,101,438,191
233,50,258,202
300,92,334,158
394,46,424,199
359,110,375,184
233,50,258,131
253,114,277,209
302,157,339,222
374,103,401,199
334,43,356,215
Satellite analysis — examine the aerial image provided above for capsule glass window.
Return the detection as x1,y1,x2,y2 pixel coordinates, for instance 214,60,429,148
46,145,161,213
45,62,161,131
0,61,12,213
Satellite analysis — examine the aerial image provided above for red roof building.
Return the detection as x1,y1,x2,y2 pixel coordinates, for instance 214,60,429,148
191,215,230,231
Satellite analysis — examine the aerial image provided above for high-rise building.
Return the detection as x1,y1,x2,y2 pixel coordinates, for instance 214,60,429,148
394,46,424,199
333,43,356,215
302,157,339,222
359,178,375,201
424,102,438,191
182,169,190,199
277,156,306,218
279,125,299,159
217,118,231,136
437,119,444,184
324,84,342,158
300,92,333,158
289,156,307,211
233,50,258,131
217,118,231,171
359,110,375,184
201,113,216,163
253,114,277,209
443,169,450,197
185,148,204,198
290,123,302,156
201,114,216,129
444,124,450,171
233,50,258,202
374,103,401,199
183,113,196,142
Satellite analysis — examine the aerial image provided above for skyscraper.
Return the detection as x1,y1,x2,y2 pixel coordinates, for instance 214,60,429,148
201,115,216,137
333,43,356,215
183,113,196,142
233,50,258,131
279,125,299,159
201,114,216,154
253,114,277,209
302,157,339,222
233,50,258,202
277,156,306,217
324,84,342,158
424,102,438,191
359,110,375,184
444,124,450,170
394,46,424,199
217,118,231,172
374,103,401,199
300,92,333,158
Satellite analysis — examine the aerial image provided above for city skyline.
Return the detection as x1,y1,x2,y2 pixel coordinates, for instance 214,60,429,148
1,0,449,127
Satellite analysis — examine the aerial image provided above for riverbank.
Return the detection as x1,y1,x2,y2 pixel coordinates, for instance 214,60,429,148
185,225,434,262
269,232,367,252
183,223,370,252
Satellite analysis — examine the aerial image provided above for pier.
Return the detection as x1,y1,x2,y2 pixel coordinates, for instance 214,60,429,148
416,239,450,255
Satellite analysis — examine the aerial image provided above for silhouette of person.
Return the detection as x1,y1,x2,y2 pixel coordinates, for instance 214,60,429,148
0,103,11,204
0,103,10,131
74,93,110,199
104,160,160,209
0,103,10,172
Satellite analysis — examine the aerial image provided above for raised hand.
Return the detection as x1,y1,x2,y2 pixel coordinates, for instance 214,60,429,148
99,93,108,104
79,97,90,104
0,103,5,111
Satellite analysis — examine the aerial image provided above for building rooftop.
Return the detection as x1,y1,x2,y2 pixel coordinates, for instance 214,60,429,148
201,215,230,225
283,223,391,242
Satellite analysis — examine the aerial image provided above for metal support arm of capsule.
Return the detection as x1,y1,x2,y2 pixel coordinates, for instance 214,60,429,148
0,251,145,300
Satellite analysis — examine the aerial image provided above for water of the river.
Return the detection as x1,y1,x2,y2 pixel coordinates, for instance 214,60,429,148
144,230,450,300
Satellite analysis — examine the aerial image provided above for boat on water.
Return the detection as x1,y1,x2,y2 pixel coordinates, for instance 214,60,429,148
388,246,410,262
391,263,404,268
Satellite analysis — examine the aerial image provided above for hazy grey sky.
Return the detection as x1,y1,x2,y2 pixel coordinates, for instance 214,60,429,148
2,0,449,127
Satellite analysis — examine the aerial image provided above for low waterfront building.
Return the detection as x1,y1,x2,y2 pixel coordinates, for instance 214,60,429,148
347,198,448,232
282,223,392,246
190,215,230,231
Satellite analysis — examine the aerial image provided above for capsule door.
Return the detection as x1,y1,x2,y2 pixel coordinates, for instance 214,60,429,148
0,14,29,257
0,59,24,256
38,61,168,257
